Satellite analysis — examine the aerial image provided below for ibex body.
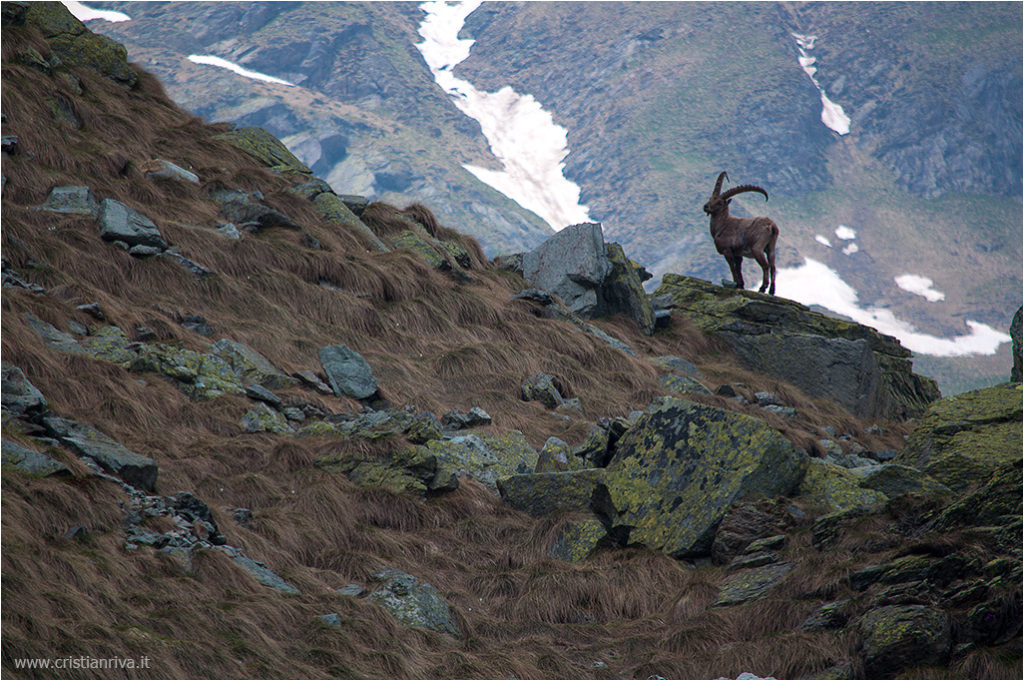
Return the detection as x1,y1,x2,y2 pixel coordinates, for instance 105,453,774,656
702,172,779,295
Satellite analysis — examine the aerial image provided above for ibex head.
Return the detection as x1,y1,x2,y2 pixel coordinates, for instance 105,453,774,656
703,171,769,215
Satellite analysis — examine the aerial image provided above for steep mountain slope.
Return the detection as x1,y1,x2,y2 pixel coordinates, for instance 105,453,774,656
86,0,1021,394
84,0,555,255
2,5,1021,680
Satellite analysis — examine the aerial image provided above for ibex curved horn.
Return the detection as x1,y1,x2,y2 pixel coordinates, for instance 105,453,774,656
711,171,729,198
719,184,769,202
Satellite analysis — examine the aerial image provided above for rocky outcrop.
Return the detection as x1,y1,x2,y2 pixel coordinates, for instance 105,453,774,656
655,274,940,420
896,383,1022,493
23,2,137,87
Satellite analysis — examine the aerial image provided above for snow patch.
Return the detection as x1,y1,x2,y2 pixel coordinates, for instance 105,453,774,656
815,235,832,248
187,55,294,87
776,258,1009,357
895,274,946,302
792,33,850,135
62,1,130,23
835,225,856,240
416,0,591,231
842,243,859,255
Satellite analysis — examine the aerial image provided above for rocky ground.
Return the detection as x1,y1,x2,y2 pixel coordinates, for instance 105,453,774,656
2,4,1021,679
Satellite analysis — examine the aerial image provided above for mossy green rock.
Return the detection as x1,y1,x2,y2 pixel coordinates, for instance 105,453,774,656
240,404,294,434
497,469,608,516
312,192,389,252
25,3,136,86
655,274,939,419
932,461,1022,557
427,431,538,492
132,344,244,400
368,568,461,637
852,463,952,500
388,230,452,270
599,397,807,557
213,126,311,175
549,517,607,562
897,383,1022,493
714,562,793,606
857,605,951,677
211,338,294,389
79,325,137,367
318,446,458,496
798,459,888,513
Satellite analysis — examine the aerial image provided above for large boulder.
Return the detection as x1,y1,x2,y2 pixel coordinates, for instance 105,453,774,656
211,339,294,389
595,397,808,557
522,222,611,317
497,469,608,516
425,431,538,493
37,185,99,217
522,223,654,334
317,344,378,400
212,126,311,175
2,439,69,477
896,383,1022,493
24,2,137,86
856,605,951,678
654,274,940,420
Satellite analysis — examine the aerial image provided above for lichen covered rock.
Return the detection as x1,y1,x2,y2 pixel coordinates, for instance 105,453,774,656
897,383,1022,493
597,397,808,557
425,431,538,492
213,126,311,175
549,517,607,562
798,459,888,513
368,568,461,637
497,469,608,516
856,605,951,677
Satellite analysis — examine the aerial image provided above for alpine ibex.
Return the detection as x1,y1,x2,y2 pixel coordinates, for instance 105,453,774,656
703,172,779,295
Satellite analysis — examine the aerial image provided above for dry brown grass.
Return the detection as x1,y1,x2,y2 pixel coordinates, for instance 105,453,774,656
2,15,1019,681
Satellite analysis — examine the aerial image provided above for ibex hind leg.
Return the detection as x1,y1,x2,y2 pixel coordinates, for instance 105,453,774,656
752,250,771,294
766,227,778,295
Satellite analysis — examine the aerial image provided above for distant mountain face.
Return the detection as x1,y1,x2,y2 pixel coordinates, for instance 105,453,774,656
87,1,1021,392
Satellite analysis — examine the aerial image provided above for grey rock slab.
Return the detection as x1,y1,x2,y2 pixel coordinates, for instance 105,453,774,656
42,416,157,491
318,344,378,400
2,439,69,476
218,546,300,594
2,363,48,415
37,185,99,217
97,199,167,250
144,159,199,184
